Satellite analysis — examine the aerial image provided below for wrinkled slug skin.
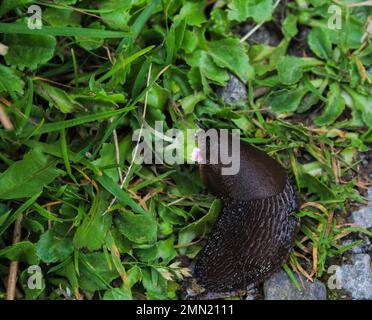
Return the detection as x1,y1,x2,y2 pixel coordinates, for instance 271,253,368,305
185,135,299,299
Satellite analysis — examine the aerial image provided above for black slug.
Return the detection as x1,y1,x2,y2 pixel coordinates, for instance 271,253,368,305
184,133,299,299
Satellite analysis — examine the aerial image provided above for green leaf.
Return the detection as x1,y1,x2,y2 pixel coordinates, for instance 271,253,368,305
181,92,205,115
268,86,308,113
0,149,63,200
157,237,177,264
174,1,207,27
115,211,157,244
53,0,78,4
228,0,273,24
309,0,328,6
147,83,170,111
0,64,25,94
35,81,83,113
300,172,337,201
186,50,229,85
99,0,132,30
277,56,323,85
74,193,112,251
4,33,56,70
0,0,33,16
0,241,39,264
43,7,81,27
78,252,118,292
282,14,298,39
181,30,198,54
166,19,186,64
96,174,146,214
308,27,333,60
343,87,372,127
208,38,254,82
75,22,105,51
36,229,74,263
103,287,132,300
92,143,118,181
178,199,221,251
314,83,345,126
142,268,168,299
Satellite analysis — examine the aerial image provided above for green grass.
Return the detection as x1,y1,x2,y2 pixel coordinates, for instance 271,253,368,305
0,0,371,300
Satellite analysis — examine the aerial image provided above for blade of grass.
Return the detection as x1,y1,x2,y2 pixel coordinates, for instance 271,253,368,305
130,170,175,192
98,45,155,83
23,105,136,137
60,128,78,184
32,203,63,222
0,193,41,236
117,0,161,51
283,263,301,290
96,174,146,215
0,23,130,39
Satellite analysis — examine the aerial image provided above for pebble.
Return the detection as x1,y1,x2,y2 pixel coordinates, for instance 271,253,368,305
217,74,247,106
351,187,372,228
263,270,327,300
335,254,372,300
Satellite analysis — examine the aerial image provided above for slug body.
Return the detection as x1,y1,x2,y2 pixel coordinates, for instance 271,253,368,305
185,134,299,299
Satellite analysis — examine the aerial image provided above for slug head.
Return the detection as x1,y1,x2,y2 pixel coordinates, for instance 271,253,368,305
198,133,287,201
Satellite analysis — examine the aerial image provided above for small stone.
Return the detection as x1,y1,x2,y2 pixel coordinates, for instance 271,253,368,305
245,287,261,300
351,187,372,228
335,254,372,300
217,74,247,106
352,207,372,229
263,270,327,300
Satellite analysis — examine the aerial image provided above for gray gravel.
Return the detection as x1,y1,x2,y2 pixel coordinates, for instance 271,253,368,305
336,187,372,299
263,269,327,300
351,188,372,228
217,73,247,106
335,254,372,300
